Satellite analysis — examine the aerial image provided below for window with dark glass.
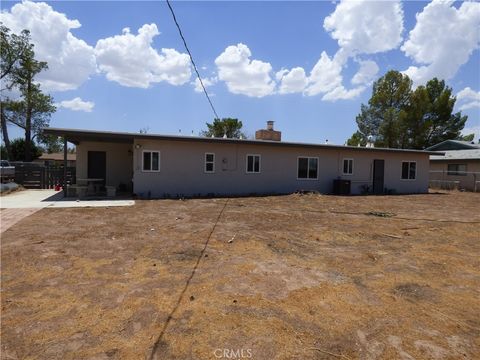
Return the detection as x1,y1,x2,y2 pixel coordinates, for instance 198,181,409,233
447,164,466,176
143,151,160,171
401,161,416,180
205,153,215,173
343,158,353,175
246,155,260,173
298,157,318,179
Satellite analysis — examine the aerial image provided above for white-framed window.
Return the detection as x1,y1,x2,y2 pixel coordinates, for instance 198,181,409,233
297,157,318,179
343,158,353,175
447,164,467,176
142,150,160,172
205,153,215,173
246,154,261,173
401,161,416,180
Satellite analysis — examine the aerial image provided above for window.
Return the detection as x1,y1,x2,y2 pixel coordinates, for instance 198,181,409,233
343,158,353,175
298,157,318,179
447,164,467,176
401,161,416,180
205,153,215,173
143,151,160,172
246,154,260,173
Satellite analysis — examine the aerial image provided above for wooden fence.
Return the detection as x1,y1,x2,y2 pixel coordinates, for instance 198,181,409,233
13,163,76,189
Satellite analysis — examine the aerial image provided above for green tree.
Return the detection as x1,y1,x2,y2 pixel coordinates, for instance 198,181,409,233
201,118,245,139
2,29,56,161
457,133,475,142
1,24,31,160
352,71,412,148
348,71,467,149
0,144,7,160
420,79,466,148
3,91,56,159
346,131,367,146
7,137,42,161
37,133,63,153
403,79,467,149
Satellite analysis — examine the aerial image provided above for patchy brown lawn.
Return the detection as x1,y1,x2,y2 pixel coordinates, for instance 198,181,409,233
1,192,479,360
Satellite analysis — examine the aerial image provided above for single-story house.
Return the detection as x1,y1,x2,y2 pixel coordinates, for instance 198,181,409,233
44,123,439,197
427,140,480,192
33,152,77,167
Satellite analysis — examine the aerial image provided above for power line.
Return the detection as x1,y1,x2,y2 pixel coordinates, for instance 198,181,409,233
165,0,220,121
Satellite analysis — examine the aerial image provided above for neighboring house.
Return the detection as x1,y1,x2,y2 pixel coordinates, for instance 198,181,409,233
44,123,438,197
427,140,480,192
34,152,76,167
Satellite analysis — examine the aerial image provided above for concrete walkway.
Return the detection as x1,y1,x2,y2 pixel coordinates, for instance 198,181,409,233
0,189,134,233
0,208,43,233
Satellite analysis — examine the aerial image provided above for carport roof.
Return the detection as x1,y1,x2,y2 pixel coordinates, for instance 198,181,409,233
44,127,441,155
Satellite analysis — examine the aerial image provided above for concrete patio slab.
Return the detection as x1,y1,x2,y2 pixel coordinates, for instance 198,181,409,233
0,189,134,209
0,189,60,209
47,199,135,208
1,189,134,232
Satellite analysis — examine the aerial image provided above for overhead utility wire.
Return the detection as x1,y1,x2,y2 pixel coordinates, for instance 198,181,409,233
165,0,220,120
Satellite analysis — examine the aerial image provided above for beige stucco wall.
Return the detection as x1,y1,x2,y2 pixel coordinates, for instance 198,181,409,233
76,141,133,189
131,139,430,197
429,160,480,191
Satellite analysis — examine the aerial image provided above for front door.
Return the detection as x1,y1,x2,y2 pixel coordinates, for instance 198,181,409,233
372,159,384,194
88,151,106,187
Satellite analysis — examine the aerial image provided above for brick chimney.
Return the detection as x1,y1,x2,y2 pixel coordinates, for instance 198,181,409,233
255,121,281,141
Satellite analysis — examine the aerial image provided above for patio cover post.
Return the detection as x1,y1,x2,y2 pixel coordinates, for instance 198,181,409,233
63,136,67,196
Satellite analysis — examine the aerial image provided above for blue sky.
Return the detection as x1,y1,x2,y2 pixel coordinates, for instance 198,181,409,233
1,0,479,144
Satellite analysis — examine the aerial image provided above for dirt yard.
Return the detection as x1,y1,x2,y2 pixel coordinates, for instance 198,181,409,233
1,192,479,360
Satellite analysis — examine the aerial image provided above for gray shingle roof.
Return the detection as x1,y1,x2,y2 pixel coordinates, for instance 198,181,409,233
430,149,480,161
426,139,480,151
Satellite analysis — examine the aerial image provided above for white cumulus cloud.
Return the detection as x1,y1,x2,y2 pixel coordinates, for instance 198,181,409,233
300,0,404,101
215,43,275,97
95,24,191,88
324,0,404,56
57,97,94,112
402,0,480,86
321,85,366,102
302,51,365,101
351,60,379,86
456,87,480,111
276,67,308,94
193,77,217,93
305,52,343,96
0,0,97,92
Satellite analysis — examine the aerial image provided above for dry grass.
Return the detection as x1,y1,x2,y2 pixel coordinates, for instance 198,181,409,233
1,192,479,359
